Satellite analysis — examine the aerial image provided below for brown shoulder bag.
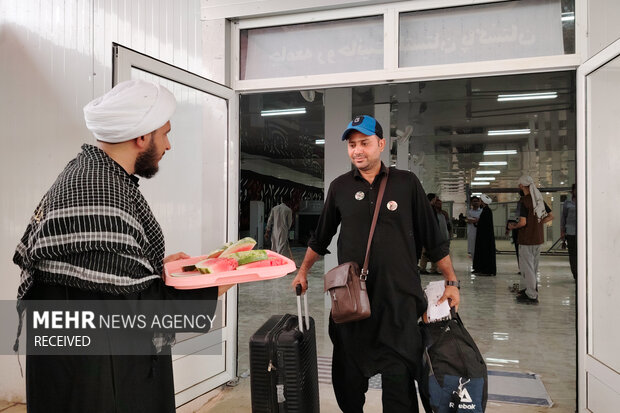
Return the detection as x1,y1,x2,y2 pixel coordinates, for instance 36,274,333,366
324,169,388,323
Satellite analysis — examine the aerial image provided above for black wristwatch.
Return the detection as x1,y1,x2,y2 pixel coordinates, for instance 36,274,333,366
446,280,460,289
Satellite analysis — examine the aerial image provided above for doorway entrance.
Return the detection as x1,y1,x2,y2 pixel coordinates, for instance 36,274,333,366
237,70,577,410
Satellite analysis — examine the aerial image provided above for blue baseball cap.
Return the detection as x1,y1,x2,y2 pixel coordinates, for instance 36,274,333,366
341,115,384,141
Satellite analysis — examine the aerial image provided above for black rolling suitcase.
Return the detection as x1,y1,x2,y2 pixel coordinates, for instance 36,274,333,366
249,285,320,413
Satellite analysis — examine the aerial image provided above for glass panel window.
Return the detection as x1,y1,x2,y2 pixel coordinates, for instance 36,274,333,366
399,0,573,68
240,16,383,80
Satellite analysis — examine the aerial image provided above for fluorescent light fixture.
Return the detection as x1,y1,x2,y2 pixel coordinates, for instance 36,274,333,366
483,150,517,155
261,108,306,117
488,129,530,136
497,92,557,102
314,139,325,145
493,332,509,341
474,177,495,181
479,161,507,166
471,192,482,196
562,12,575,22
485,357,519,364
471,182,490,186
476,170,500,174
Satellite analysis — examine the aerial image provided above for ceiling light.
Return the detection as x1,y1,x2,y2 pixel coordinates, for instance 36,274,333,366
261,108,306,117
479,161,507,166
493,332,509,341
488,129,530,136
497,92,557,102
476,170,501,174
471,192,482,196
483,150,517,155
471,182,490,186
561,12,575,22
474,177,495,181
485,357,519,364
315,139,325,145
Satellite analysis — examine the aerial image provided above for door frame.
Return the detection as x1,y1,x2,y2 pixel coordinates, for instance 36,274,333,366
576,36,620,413
113,44,240,407
230,0,586,92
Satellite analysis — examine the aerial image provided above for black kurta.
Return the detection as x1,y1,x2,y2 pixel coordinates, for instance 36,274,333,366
473,205,497,275
309,164,449,377
15,144,219,413
25,278,218,413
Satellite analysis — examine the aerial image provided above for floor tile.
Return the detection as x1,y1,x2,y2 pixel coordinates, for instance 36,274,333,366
200,239,576,412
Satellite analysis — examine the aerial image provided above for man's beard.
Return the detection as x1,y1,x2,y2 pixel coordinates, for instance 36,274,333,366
134,140,160,179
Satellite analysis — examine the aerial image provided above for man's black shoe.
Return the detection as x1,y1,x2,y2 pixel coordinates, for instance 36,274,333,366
516,294,538,304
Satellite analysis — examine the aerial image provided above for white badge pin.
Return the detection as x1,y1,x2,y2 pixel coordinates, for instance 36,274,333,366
387,201,398,211
355,191,365,201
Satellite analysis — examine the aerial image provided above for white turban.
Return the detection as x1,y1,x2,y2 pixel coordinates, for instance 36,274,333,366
83,80,176,143
480,194,492,205
518,175,548,222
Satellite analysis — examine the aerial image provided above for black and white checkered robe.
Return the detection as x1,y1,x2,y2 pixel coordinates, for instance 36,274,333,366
14,144,165,298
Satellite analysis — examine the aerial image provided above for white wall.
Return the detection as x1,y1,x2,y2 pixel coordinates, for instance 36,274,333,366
587,0,620,58
202,0,397,20
0,0,212,402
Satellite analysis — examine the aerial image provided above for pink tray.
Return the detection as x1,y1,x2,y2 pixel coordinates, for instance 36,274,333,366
163,250,297,289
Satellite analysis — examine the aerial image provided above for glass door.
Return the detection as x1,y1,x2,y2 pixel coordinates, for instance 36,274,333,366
113,44,238,407
577,39,620,412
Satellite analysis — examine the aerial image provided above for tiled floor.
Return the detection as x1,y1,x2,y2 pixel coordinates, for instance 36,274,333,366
199,239,577,412
1,239,576,413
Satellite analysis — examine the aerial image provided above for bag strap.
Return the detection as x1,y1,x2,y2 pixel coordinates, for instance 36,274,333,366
361,167,389,278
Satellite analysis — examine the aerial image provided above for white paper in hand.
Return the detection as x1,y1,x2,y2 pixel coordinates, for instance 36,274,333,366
425,280,451,322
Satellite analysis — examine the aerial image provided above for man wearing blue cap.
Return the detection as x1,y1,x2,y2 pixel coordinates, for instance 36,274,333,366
292,115,460,412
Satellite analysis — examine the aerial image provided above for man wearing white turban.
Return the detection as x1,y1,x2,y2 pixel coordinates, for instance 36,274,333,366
508,175,554,303
14,80,229,412
82,79,177,178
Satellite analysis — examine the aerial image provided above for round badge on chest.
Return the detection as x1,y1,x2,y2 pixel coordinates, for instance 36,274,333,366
355,191,365,201
386,200,398,211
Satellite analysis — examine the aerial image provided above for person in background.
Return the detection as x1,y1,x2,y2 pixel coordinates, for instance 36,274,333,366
419,193,450,275
435,198,452,245
466,196,482,263
473,194,496,276
458,213,467,227
561,184,577,280
508,175,554,304
505,190,525,276
265,195,294,259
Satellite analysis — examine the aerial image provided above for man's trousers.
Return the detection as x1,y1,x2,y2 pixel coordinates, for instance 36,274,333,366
518,244,542,299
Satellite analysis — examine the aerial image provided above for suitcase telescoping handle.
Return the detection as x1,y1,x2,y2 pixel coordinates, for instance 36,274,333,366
295,284,311,333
